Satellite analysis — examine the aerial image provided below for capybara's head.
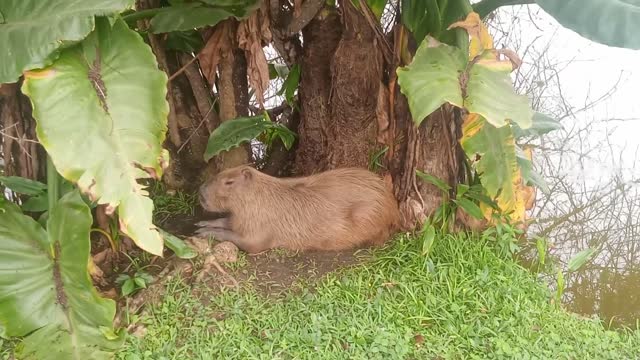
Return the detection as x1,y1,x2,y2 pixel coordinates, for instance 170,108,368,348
199,165,256,212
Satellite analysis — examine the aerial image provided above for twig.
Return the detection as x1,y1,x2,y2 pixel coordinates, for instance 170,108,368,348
168,54,200,82
473,0,535,19
0,129,39,144
176,99,217,154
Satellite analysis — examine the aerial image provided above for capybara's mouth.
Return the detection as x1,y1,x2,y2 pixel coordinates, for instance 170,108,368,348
200,210,231,220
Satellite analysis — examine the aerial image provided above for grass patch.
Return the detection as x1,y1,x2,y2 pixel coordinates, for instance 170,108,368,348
148,181,197,225
116,233,640,359
1,339,16,360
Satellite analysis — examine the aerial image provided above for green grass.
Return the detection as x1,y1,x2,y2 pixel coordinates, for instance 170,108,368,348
148,181,197,225
115,233,640,360
1,339,16,360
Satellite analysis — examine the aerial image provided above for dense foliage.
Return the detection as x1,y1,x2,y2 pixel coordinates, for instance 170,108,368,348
1,0,639,358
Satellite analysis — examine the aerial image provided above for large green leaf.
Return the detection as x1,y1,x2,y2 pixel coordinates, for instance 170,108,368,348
150,4,235,33
165,30,205,53
0,0,134,83
515,145,550,194
204,115,296,161
205,116,272,161
465,52,534,129
512,112,562,139
398,38,533,129
454,197,484,220
0,191,123,359
461,116,519,212
21,180,76,213
416,170,451,193
0,176,46,196
159,228,198,259
536,0,640,50
150,0,259,33
22,18,169,256
352,0,388,19
277,64,301,106
397,39,466,124
366,0,388,19
437,0,473,50
401,0,434,44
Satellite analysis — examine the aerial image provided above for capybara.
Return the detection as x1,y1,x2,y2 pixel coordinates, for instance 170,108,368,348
196,165,401,254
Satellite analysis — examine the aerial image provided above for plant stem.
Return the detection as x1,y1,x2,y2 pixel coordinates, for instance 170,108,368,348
46,156,59,213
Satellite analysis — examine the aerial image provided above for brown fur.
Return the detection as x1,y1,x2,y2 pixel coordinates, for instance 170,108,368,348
196,165,401,254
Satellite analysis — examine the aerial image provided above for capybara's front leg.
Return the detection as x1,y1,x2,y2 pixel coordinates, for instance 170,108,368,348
195,227,270,254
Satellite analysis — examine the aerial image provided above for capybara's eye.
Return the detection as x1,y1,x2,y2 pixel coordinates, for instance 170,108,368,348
224,180,234,186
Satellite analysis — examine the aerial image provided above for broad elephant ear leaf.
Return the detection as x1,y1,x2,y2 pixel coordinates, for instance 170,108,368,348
465,52,534,129
0,0,134,83
0,191,123,360
516,145,550,194
397,38,466,124
149,0,260,33
159,228,198,259
512,112,562,139
536,0,640,50
204,115,273,161
460,115,525,221
0,176,47,196
22,18,169,255
401,0,432,44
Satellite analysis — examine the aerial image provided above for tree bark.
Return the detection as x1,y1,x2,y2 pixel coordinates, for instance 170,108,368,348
294,6,342,175
214,20,252,172
292,6,463,230
0,81,45,181
326,0,384,170
136,0,215,191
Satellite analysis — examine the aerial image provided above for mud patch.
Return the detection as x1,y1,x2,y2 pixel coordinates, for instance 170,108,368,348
227,248,372,296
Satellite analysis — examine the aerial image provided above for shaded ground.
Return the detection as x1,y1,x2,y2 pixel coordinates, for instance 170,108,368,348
229,248,370,296
160,212,371,296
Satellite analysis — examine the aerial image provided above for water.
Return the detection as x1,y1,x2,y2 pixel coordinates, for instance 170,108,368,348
520,232,640,330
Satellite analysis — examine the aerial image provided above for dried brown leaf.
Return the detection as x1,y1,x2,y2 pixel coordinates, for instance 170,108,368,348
238,4,272,107
200,23,232,84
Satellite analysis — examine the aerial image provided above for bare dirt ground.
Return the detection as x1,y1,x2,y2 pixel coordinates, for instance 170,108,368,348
160,213,372,295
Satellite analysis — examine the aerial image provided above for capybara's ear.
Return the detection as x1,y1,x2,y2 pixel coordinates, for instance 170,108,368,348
241,167,252,181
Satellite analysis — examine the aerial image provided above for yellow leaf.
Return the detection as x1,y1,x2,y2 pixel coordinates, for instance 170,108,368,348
475,50,514,71
486,145,529,224
24,69,56,79
461,113,484,145
448,12,493,59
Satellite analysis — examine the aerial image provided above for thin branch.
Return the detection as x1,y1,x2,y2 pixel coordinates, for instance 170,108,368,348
0,129,39,144
473,0,535,19
168,54,200,82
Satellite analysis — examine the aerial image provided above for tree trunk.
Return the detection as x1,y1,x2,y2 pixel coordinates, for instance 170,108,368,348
326,0,383,170
293,5,342,175
294,4,463,229
136,0,218,191
0,81,46,181
213,20,252,172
